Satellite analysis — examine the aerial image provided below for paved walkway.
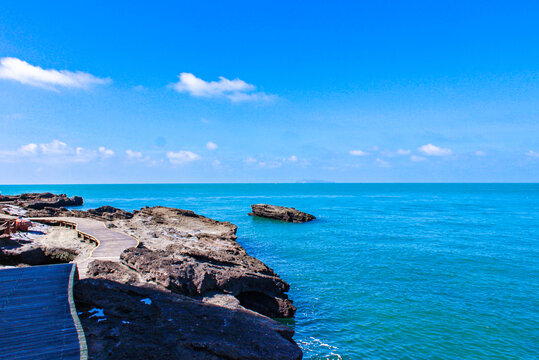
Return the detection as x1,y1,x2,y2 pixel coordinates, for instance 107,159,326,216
30,217,139,278
0,263,87,359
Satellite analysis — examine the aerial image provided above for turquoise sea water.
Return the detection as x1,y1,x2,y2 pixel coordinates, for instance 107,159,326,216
1,184,538,359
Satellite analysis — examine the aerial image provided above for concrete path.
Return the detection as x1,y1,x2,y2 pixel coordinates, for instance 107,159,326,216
30,217,139,278
0,263,87,360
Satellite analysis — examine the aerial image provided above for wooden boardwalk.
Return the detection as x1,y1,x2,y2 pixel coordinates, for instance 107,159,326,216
31,217,139,278
0,263,87,360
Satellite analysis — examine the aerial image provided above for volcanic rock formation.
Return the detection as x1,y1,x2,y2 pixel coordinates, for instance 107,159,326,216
249,204,316,223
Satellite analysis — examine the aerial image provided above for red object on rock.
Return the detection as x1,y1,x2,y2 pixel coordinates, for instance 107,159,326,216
15,218,32,231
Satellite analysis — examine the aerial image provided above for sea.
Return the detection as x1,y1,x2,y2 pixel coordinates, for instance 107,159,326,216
1,183,537,359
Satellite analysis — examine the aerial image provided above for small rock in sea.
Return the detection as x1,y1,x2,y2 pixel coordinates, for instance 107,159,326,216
248,204,316,223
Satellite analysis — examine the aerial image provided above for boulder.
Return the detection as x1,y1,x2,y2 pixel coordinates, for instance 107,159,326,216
0,192,84,210
249,204,315,223
86,206,133,220
74,278,303,360
119,246,296,318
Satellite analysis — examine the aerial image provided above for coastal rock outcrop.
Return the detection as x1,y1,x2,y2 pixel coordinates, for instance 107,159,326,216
0,223,95,266
109,206,296,318
86,206,133,220
0,192,83,210
75,278,302,360
1,194,303,358
249,204,316,223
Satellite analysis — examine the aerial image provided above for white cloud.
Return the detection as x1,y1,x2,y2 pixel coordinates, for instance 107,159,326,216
133,85,147,92
166,150,201,165
418,144,452,156
349,149,368,156
376,158,390,168
206,141,218,150
526,150,539,158
126,149,143,159
382,148,412,157
410,155,426,162
0,139,116,163
40,139,68,155
475,150,486,156
244,156,283,168
19,143,38,155
266,161,282,168
171,72,273,102
125,149,153,164
98,146,114,158
0,57,111,90
73,147,98,162
396,149,411,155
287,155,298,162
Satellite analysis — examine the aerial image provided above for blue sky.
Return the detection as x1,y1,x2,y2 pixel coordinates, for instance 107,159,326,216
0,1,538,183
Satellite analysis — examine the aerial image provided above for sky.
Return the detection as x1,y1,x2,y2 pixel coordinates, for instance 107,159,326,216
0,1,538,183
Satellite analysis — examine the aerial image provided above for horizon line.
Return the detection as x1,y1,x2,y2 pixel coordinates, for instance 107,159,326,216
1,182,538,186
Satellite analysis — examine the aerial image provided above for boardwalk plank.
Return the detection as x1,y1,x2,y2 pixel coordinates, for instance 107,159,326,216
0,264,85,360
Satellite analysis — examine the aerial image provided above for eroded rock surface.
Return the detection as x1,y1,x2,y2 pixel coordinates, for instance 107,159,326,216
110,206,296,318
249,204,316,223
75,278,302,360
0,223,95,266
86,206,134,220
0,192,83,212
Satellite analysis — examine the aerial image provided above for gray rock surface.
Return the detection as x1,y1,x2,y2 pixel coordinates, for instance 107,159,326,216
75,278,302,360
249,204,316,223
86,205,134,220
0,223,94,265
109,206,296,318
0,192,83,210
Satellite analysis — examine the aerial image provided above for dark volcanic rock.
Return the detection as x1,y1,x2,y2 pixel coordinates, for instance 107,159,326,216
0,240,77,266
25,194,83,209
87,260,142,285
111,206,296,318
74,278,302,360
26,206,70,218
86,206,133,220
249,204,316,223
0,192,83,210
120,246,296,318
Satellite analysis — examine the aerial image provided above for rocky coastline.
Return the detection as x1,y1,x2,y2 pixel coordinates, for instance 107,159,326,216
0,193,303,359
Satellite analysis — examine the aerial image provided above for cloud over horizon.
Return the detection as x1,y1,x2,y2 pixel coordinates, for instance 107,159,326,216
0,57,111,90
171,72,273,102
166,150,201,165
0,140,114,163
206,141,218,150
349,149,368,156
418,144,453,156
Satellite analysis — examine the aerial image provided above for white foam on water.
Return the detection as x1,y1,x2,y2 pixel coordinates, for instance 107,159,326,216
297,336,341,359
